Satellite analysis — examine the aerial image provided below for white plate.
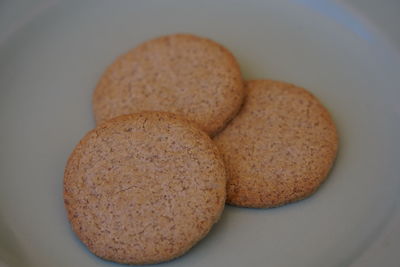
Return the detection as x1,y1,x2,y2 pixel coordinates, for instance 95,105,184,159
0,0,399,266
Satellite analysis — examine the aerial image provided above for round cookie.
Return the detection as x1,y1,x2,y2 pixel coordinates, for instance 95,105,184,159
214,80,338,208
93,33,244,136
64,112,227,264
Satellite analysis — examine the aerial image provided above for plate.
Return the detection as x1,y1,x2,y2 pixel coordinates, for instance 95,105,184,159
0,0,399,266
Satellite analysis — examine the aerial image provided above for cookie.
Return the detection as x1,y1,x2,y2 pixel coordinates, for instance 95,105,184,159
64,112,227,264
214,80,338,208
93,33,244,136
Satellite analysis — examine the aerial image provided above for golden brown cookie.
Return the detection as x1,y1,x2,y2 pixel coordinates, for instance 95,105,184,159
93,33,244,136
64,112,226,264
214,80,338,208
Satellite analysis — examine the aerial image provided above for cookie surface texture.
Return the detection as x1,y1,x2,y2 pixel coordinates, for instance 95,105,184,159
64,112,227,264
214,80,338,208
93,33,244,136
